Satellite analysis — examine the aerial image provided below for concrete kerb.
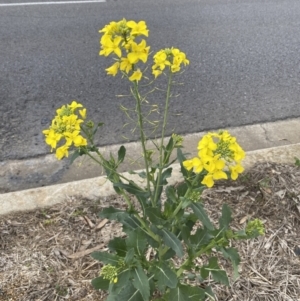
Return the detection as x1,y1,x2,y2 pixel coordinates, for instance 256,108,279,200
0,119,300,215
1,142,300,216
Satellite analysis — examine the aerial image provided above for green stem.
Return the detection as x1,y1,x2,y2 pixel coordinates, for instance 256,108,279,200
133,213,160,243
153,70,173,206
132,81,152,200
170,172,204,219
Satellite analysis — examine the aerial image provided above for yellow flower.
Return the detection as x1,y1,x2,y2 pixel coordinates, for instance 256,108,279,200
120,57,133,73
153,51,170,71
183,159,194,171
69,100,83,111
73,135,88,147
100,36,122,57
55,145,69,160
79,108,86,119
62,114,83,133
230,164,244,180
43,129,62,149
152,69,162,78
129,69,143,82
105,62,120,76
127,40,150,64
192,157,204,173
201,174,214,188
64,130,80,146
198,134,217,152
127,20,149,37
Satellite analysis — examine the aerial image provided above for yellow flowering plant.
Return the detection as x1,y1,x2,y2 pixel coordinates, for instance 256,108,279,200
43,19,265,301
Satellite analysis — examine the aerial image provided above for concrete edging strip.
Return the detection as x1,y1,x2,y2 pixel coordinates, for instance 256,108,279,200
1,143,300,216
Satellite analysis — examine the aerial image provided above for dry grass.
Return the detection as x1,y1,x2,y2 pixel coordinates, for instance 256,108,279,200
1,162,300,301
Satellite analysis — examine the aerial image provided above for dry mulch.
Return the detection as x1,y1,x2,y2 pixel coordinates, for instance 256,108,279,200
1,162,300,301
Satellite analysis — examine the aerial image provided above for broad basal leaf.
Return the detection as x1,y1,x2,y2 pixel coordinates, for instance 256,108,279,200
91,276,110,290
152,262,178,292
108,237,127,257
126,228,148,256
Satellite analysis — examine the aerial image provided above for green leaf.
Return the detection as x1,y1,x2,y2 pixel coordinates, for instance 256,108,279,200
189,203,214,230
220,247,240,280
219,204,232,230
168,284,206,301
204,286,215,300
99,207,127,221
126,228,148,256
165,186,178,204
91,276,110,290
152,262,178,292
163,200,176,219
201,257,229,286
132,265,150,301
122,215,142,231
160,228,184,257
124,248,135,265
99,207,141,232
118,145,126,164
154,168,173,201
190,228,212,251
180,225,191,243
114,182,150,198
69,149,81,164
177,148,188,178
117,283,143,301
110,268,132,296
91,252,121,265
176,181,188,197
108,237,127,257
145,207,166,225
168,284,190,301
161,248,176,260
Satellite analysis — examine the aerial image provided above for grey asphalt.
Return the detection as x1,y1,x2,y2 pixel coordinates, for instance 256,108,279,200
1,0,300,192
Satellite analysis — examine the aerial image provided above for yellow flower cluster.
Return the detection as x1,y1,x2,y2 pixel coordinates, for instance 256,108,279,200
152,48,189,78
42,101,87,160
99,19,150,81
183,131,245,188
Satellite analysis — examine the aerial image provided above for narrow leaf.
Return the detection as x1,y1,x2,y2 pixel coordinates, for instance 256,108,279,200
160,228,184,257
118,145,126,164
145,207,166,225
221,247,240,280
124,248,135,265
132,265,150,301
219,204,232,229
190,203,214,230
190,228,212,251
91,251,121,265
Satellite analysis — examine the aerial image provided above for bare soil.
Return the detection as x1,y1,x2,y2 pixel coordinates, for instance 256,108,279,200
1,162,300,301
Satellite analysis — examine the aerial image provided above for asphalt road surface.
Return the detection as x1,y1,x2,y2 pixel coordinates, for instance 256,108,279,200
1,0,300,162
